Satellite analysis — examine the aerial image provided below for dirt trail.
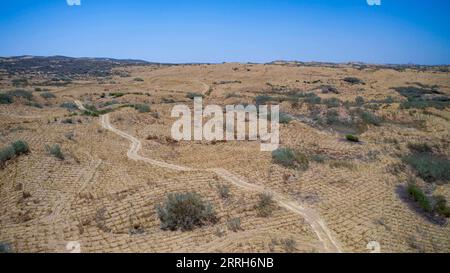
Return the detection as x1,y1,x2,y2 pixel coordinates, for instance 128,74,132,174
75,100,343,253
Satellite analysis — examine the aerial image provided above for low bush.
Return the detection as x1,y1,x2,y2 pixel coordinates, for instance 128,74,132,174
156,192,217,231
227,218,242,232
323,97,341,108
134,104,151,113
161,98,176,104
255,193,275,217
217,184,230,199
319,85,339,94
0,93,13,104
392,86,450,110
329,160,356,170
0,146,16,166
272,148,309,170
12,78,28,87
325,109,339,125
360,111,382,126
433,196,450,218
303,93,322,105
187,92,204,100
403,154,450,183
40,92,56,99
343,77,364,85
0,140,30,167
255,95,273,105
407,143,433,154
279,113,293,124
48,144,64,160
7,90,33,100
25,101,43,108
110,92,125,98
60,102,78,111
82,104,113,117
346,134,360,142
311,154,327,163
281,238,297,253
134,77,144,82
0,242,13,253
62,118,74,124
65,131,75,140
355,96,365,106
12,141,30,155
406,183,432,213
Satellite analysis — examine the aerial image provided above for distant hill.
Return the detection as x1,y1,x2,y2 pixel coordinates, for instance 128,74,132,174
0,55,165,77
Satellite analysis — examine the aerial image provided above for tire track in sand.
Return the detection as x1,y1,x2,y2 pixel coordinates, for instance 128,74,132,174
75,100,343,253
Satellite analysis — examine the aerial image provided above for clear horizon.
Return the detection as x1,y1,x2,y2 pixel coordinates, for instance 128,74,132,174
0,0,449,65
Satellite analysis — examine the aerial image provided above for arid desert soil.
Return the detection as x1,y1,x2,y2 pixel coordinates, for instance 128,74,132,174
1,61,449,253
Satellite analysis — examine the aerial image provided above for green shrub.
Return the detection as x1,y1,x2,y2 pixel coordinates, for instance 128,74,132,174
40,92,56,99
25,101,43,108
323,98,341,108
12,78,28,87
384,96,395,104
0,242,13,253
407,143,433,154
320,85,339,94
12,141,29,155
279,113,293,124
255,95,273,105
134,104,151,113
82,110,99,117
272,148,309,170
433,196,450,218
217,184,230,199
255,193,275,217
227,217,242,232
360,111,382,126
48,144,64,160
110,92,125,98
60,102,78,111
343,77,364,85
355,96,365,106
403,154,450,183
346,134,360,142
281,238,297,253
406,184,432,213
7,90,33,100
62,118,74,124
311,154,327,163
329,160,356,170
155,192,217,231
134,77,144,82
0,93,13,104
161,98,176,104
0,146,15,165
325,109,339,125
187,92,204,100
304,93,322,104
393,86,450,110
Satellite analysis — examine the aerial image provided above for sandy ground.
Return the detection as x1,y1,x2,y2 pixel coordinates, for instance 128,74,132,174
0,63,449,253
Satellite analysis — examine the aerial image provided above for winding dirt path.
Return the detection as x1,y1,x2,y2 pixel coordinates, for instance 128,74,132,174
75,100,343,253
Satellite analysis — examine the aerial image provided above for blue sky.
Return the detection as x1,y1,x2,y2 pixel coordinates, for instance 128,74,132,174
0,0,449,64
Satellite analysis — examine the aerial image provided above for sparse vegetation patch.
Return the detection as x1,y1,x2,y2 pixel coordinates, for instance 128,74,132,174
156,192,217,231
47,144,64,160
343,77,364,85
272,148,309,170
255,193,275,217
0,93,13,104
0,140,30,167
